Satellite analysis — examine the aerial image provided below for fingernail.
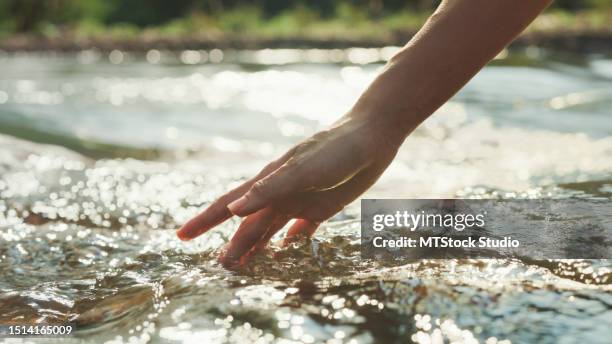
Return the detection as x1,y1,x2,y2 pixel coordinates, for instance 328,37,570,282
227,196,248,214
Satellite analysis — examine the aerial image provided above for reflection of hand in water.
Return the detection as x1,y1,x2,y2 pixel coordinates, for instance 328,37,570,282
177,0,552,268
177,115,403,267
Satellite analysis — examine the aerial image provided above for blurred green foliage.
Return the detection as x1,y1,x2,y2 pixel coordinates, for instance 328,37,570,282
0,0,610,38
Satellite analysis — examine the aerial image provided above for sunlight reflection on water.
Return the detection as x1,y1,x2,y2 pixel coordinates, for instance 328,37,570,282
0,49,611,343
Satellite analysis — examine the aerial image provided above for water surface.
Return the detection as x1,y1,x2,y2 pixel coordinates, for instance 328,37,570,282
0,48,611,343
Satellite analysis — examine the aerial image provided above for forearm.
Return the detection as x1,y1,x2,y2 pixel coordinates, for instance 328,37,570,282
349,0,552,140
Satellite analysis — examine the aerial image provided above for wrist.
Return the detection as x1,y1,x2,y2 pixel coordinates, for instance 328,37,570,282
341,108,408,152
348,58,430,142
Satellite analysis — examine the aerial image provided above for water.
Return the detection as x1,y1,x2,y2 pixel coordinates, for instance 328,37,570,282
0,48,611,343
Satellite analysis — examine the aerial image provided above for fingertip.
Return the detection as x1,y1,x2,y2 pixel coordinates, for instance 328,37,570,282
218,247,241,269
285,219,319,240
218,256,237,269
177,204,234,241
176,228,192,241
176,217,201,241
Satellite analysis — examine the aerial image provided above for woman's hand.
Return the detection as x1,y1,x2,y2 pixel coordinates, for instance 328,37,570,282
177,0,552,268
176,114,403,267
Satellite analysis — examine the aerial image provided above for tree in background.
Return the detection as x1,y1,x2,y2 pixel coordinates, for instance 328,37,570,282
0,0,610,35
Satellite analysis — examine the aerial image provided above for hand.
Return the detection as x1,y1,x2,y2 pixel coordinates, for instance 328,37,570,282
176,114,403,268
177,0,551,268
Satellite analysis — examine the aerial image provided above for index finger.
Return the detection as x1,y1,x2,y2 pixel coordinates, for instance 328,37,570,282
177,184,250,240
177,148,296,240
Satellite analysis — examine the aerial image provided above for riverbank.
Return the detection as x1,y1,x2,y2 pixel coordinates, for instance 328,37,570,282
2,29,612,55
0,30,612,54
2,7,612,55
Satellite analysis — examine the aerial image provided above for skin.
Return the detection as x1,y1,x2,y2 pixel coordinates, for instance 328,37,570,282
177,0,553,268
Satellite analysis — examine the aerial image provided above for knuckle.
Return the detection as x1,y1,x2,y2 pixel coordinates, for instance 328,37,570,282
282,157,300,171
258,162,277,176
217,193,233,205
250,180,269,197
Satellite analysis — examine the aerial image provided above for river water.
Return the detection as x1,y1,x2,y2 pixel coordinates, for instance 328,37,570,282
0,48,611,343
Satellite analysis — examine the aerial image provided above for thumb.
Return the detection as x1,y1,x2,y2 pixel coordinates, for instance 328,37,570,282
228,164,301,216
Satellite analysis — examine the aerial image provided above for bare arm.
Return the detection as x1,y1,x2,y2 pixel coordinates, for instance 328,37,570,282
177,0,552,268
351,0,552,139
